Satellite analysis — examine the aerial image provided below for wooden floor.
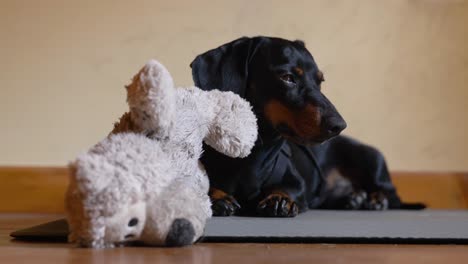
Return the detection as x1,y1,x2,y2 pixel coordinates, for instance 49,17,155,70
1,214,468,264
1,168,468,263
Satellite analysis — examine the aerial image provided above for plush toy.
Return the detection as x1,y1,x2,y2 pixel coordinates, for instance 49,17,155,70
65,60,257,248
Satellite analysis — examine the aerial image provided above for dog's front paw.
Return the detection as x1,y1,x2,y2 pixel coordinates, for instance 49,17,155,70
257,192,299,217
345,191,389,210
209,188,240,216
363,192,389,210
344,191,367,210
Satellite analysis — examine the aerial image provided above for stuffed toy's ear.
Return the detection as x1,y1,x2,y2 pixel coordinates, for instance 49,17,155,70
190,37,265,98
203,90,257,158
126,60,176,139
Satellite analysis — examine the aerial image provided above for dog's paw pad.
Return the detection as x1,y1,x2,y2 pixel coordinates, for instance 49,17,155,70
257,193,298,217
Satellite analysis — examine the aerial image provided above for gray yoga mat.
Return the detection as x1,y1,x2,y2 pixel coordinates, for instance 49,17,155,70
203,210,468,243
10,210,468,244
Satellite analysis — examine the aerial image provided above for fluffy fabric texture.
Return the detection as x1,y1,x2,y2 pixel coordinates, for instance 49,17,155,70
66,60,257,248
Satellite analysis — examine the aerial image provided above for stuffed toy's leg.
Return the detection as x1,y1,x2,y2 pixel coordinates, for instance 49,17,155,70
125,60,176,139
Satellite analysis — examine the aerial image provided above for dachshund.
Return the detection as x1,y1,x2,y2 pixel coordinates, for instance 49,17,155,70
191,36,425,217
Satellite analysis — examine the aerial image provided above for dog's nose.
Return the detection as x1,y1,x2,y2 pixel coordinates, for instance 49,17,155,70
323,117,347,138
165,218,195,247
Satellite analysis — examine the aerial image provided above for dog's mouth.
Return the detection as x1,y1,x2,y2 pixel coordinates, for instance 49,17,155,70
275,123,331,145
264,99,345,145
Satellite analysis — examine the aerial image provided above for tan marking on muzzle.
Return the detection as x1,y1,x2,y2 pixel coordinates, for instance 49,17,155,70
264,100,321,139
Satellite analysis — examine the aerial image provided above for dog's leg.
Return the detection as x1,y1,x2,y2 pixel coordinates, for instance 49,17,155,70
327,136,403,210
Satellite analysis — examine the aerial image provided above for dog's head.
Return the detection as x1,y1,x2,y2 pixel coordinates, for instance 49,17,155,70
191,36,346,145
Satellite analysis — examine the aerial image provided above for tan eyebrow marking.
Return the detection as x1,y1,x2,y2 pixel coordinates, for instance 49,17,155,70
294,67,304,76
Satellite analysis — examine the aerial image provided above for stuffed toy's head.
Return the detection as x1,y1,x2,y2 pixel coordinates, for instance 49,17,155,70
67,133,210,248
66,60,257,248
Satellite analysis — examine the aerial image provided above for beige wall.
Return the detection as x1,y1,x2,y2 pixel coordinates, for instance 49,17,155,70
1,0,467,171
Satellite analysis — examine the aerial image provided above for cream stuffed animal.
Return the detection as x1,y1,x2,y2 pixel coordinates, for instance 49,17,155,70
66,60,257,248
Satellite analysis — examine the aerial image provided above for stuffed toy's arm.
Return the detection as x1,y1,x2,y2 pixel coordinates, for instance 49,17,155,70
203,90,257,158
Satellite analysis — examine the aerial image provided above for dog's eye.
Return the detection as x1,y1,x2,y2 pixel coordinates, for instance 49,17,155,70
280,74,296,84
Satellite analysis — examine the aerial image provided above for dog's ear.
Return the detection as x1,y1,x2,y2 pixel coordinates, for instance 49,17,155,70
190,37,263,98
294,39,305,47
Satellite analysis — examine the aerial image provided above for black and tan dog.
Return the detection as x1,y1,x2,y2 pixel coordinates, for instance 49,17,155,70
191,36,424,217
